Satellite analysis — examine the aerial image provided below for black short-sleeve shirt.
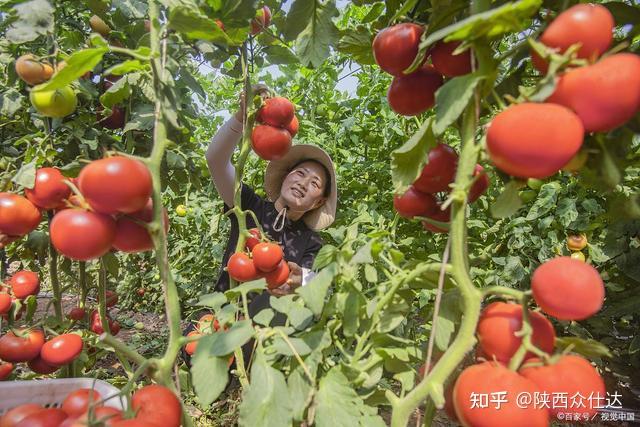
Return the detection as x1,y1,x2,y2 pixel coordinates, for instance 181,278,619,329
214,183,324,292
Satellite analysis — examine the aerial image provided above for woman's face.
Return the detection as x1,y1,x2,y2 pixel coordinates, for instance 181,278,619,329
280,160,328,212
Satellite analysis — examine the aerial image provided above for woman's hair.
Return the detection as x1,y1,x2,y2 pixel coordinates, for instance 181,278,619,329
289,159,331,198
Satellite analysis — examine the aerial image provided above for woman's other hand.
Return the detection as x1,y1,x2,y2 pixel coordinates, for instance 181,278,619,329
234,83,270,122
267,261,302,297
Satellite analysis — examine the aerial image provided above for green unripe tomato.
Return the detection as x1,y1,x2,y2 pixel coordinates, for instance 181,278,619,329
527,178,543,191
175,204,187,217
570,251,586,262
30,86,77,118
519,190,537,203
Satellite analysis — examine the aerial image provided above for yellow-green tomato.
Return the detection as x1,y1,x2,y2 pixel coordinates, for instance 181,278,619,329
570,251,586,262
175,205,187,217
30,86,77,118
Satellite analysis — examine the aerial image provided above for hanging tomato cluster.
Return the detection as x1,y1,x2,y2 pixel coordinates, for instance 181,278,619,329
393,144,489,232
449,256,606,426
227,228,289,289
372,23,473,116
251,97,298,161
487,4,640,179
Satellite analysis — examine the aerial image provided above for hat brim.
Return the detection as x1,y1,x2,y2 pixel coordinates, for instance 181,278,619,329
264,144,337,231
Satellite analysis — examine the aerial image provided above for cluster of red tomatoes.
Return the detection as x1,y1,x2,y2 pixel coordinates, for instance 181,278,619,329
0,156,168,262
0,384,181,427
0,271,40,320
487,4,640,179
251,96,299,161
227,228,289,289
182,313,234,366
0,329,83,379
393,144,490,232
428,256,606,426
372,23,473,116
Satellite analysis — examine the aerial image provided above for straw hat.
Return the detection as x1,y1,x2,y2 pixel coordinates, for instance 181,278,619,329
264,144,337,231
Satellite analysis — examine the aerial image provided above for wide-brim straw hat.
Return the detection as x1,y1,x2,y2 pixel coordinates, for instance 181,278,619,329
264,144,337,231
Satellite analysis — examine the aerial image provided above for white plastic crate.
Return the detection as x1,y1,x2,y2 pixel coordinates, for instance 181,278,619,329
0,378,126,415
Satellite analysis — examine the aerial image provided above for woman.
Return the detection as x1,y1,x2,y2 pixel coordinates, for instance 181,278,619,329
205,86,337,318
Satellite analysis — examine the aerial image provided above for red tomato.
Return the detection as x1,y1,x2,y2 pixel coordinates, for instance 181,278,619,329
0,193,42,237
430,41,472,77
136,288,146,297
245,228,261,251
252,242,283,273
40,333,83,366
24,168,71,210
10,270,40,299
251,125,292,161
468,164,490,203
486,103,584,179
227,253,258,282
387,65,443,116
97,105,126,130
111,420,158,427
184,331,200,355
477,302,556,364
0,404,42,427
197,313,220,333
27,356,59,375
373,23,424,76
421,205,450,233
113,198,169,253
50,209,116,261
131,385,181,427
0,328,45,362
413,144,458,193
453,361,549,427
256,97,295,128
67,407,122,427
520,355,606,418
532,3,614,73
0,361,13,380
265,260,290,289
531,256,604,320
250,5,271,35
393,186,437,219
214,19,225,32
0,292,12,314
12,408,67,427
61,389,103,418
78,156,152,215
110,321,121,336
105,290,118,308
67,307,86,321
546,53,640,132
285,115,299,137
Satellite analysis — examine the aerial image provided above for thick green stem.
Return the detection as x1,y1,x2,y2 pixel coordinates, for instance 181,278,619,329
390,101,482,427
47,212,62,321
98,259,111,334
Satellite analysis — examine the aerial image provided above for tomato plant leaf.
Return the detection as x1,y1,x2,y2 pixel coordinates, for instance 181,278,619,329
253,308,275,326
263,45,299,65
288,344,323,421
434,73,483,135
191,340,230,408
297,262,337,316
33,48,109,92
337,27,375,65
224,278,266,299
0,89,23,116
284,0,314,40
238,349,293,427
204,319,254,356
196,292,227,311
12,160,36,188
313,366,385,427
168,5,238,45
295,0,339,68
490,180,524,218
555,337,613,359
391,118,437,194
104,60,148,76
5,0,54,44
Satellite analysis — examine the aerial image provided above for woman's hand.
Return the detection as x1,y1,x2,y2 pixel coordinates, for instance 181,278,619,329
234,83,270,122
267,261,302,297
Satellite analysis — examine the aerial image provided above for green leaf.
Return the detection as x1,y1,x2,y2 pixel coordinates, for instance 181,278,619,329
102,252,119,277
284,0,315,41
33,48,109,92
312,244,337,270
314,366,385,427
296,263,337,316
203,319,254,356
6,0,54,44
168,5,237,45
378,294,409,333
196,292,227,311
288,346,322,421
555,337,612,359
104,60,149,76
192,343,230,408
99,74,133,108
491,180,524,218
273,336,312,356
351,240,373,264
337,27,375,65
253,308,275,326
433,73,483,135
12,161,36,188
0,89,23,117
224,278,266,299
391,118,436,194
263,46,299,65
238,350,293,427
295,0,339,68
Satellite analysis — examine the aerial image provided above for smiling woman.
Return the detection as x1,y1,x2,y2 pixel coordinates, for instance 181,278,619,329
204,86,338,311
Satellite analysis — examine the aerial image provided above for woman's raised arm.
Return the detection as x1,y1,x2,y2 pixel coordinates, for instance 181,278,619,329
205,113,243,207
